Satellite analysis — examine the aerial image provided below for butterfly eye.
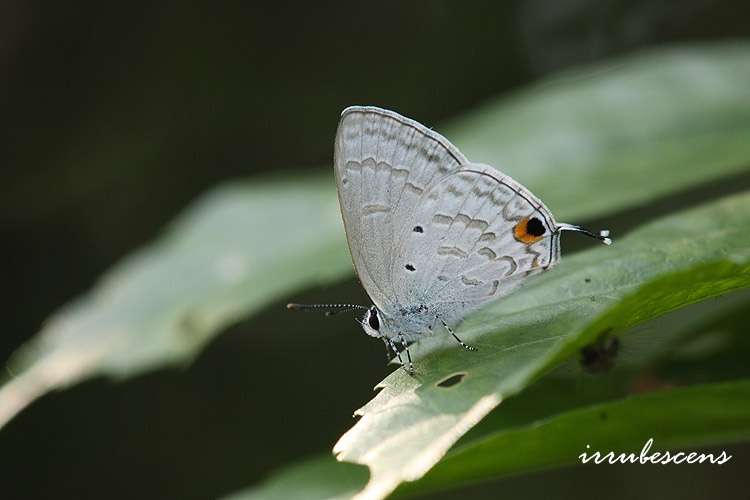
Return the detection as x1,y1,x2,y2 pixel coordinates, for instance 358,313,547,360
368,308,380,331
514,216,546,244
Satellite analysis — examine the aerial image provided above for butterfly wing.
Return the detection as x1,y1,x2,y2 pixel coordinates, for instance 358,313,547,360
335,106,562,327
396,163,561,326
334,106,467,312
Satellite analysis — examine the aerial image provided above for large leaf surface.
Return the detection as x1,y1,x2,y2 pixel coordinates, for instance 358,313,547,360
399,379,750,497
332,192,750,499
223,288,750,500
2,43,750,431
224,379,750,500
448,43,750,221
0,175,349,427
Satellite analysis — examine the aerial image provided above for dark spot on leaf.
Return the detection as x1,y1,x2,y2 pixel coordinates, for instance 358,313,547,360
580,328,619,374
178,310,202,338
405,264,416,272
413,225,424,233
527,217,546,236
584,277,591,283
600,411,608,420
437,372,466,388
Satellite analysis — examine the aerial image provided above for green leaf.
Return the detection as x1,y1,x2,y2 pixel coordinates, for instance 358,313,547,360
0,174,350,428
332,192,750,499
448,42,750,221
222,379,750,500
3,42,750,432
454,289,750,447
223,291,750,500
220,291,750,500
224,456,369,500
398,379,750,498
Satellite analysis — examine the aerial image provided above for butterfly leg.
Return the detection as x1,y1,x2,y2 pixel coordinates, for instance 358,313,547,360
387,338,405,367
382,337,393,361
438,316,477,351
397,333,415,374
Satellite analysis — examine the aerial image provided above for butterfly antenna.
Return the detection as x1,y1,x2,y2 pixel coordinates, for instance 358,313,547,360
557,223,612,245
286,303,368,316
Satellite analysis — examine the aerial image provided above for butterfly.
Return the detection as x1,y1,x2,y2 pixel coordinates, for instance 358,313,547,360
288,106,611,372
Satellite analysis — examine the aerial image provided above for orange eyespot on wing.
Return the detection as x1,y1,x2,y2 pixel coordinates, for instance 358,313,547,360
513,216,546,245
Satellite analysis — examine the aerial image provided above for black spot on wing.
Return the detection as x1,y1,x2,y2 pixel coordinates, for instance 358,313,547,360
527,217,546,236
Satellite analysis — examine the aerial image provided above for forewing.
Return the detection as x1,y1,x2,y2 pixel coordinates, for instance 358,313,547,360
334,106,467,311
395,163,561,326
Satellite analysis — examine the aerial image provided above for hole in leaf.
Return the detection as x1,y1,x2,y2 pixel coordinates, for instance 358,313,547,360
437,372,466,388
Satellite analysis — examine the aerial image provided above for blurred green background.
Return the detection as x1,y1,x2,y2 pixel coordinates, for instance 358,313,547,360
1,1,749,499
